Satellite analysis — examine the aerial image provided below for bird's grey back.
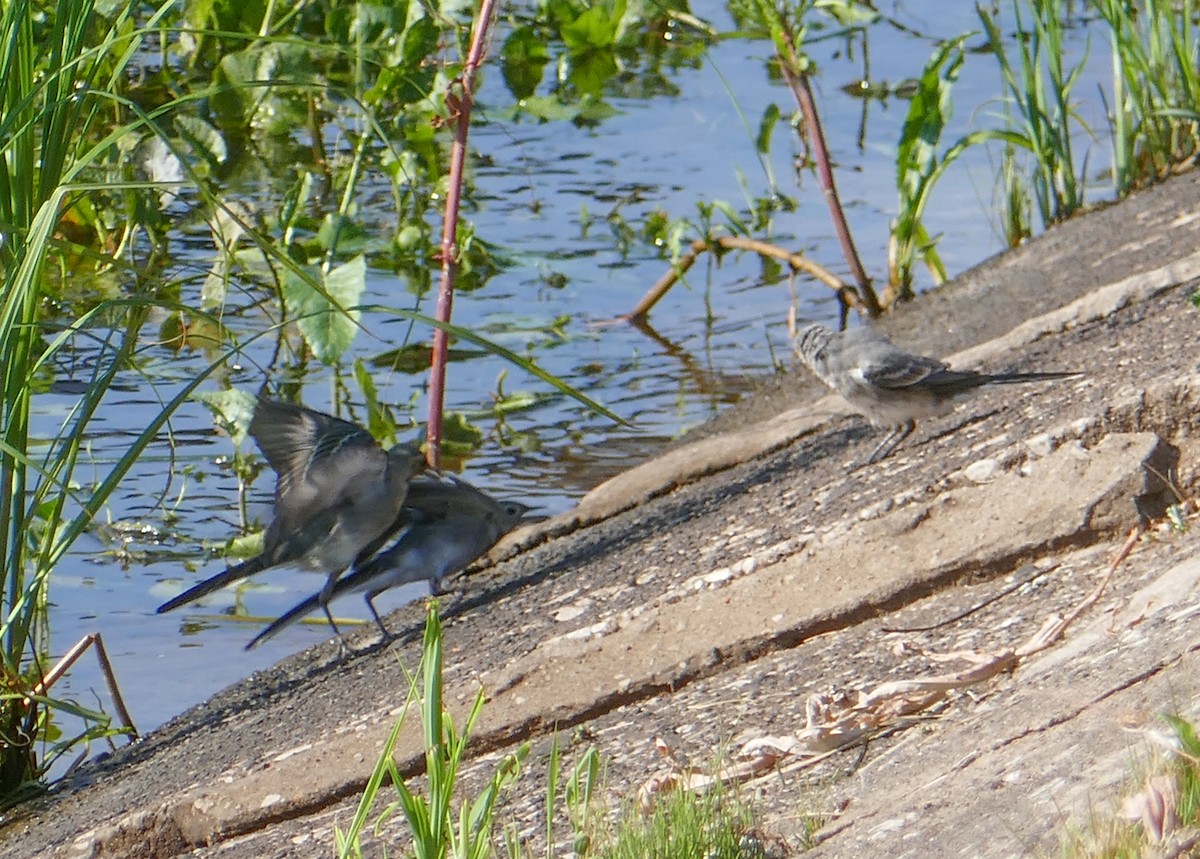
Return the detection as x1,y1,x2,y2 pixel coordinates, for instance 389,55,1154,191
351,490,528,581
403,476,503,518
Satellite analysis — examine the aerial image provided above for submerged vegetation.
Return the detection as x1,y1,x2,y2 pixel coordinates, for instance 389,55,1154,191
1,0,1198,809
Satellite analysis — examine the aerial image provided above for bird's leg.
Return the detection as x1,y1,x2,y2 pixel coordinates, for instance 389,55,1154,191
365,595,391,641
867,419,915,463
321,602,353,657
318,572,338,608
866,429,898,464
315,573,357,654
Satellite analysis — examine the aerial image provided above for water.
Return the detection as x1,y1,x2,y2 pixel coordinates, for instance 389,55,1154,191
39,2,1116,750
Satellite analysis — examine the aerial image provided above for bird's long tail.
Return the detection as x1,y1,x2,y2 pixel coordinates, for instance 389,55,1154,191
243,567,370,649
156,555,267,614
244,591,325,650
925,369,1082,395
984,370,1082,385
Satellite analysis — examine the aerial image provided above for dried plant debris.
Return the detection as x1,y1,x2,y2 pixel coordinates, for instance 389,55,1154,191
637,524,1151,817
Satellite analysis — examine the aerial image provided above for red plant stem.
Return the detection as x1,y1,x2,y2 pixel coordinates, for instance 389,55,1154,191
779,58,881,317
791,69,875,308
425,0,498,469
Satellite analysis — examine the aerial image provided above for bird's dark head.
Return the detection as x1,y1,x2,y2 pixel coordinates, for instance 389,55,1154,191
498,500,534,529
386,443,426,482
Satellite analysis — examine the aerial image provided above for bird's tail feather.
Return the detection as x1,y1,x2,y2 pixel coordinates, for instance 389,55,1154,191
244,592,323,649
156,555,266,614
243,567,371,649
984,370,1082,384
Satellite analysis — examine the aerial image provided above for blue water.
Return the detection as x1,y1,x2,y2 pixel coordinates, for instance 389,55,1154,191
39,1,1115,752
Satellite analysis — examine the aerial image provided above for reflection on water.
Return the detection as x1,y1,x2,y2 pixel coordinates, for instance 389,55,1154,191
43,1,1113,748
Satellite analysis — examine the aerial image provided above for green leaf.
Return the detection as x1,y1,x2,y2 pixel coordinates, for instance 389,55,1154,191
491,388,542,415
568,50,618,97
815,0,882,27
502,26,551,100
211,48,265,128
516,95,581,122
282,256,367,364
709,199,749,235
402,16,441,68
890,35,973,291
439,411,484,456
755,103,781,155
174,115,228,169
194,388,259,446
371,342,489,373
561,5,620,51
317,214,368,256
575,95,619,123
225,529,264,559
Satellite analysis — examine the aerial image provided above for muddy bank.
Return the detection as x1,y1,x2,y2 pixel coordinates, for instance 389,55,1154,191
5,170,1200,858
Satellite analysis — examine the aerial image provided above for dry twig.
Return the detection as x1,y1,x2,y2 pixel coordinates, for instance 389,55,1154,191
615,235,865,325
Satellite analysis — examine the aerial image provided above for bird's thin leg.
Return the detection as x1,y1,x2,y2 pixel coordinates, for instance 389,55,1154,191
319,572,338,607
321,602,353,656
365,595,391,641
868,419,915,463
866,428,899,464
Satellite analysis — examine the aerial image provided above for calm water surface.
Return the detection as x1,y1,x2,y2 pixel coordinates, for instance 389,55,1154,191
43,2,1112,747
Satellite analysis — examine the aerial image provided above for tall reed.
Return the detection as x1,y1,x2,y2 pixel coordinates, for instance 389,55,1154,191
886,35,989,304
0,0,224,801
1094,0,1200,194
977,0,1089,229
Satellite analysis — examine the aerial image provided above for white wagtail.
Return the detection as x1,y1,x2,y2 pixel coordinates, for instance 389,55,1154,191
794,323,1081,463
244,475,530,649
157,400,423,625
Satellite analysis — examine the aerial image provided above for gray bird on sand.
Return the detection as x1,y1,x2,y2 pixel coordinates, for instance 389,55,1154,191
157,400,423,623
793,323,1081,463
244,475,531,650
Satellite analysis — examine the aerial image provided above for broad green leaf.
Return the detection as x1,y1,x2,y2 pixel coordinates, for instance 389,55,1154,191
194,388,259,446
371,342,489,373
402,16,441,67
516,95,581,122
815,0,881,27
211,48,261,127
575,95,620,123
561,5,620,51
567,50,618,97
439,411,484,456
502,26,551,100
283,256,367,364
174,114,228,169
317,214,368,256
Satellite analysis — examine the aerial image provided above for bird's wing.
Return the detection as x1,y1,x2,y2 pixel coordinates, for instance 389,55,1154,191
251,401,385,494
400,476,500,520
259,501,353,566
251,401,370,475
857,347,949,390
251,402,392,560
